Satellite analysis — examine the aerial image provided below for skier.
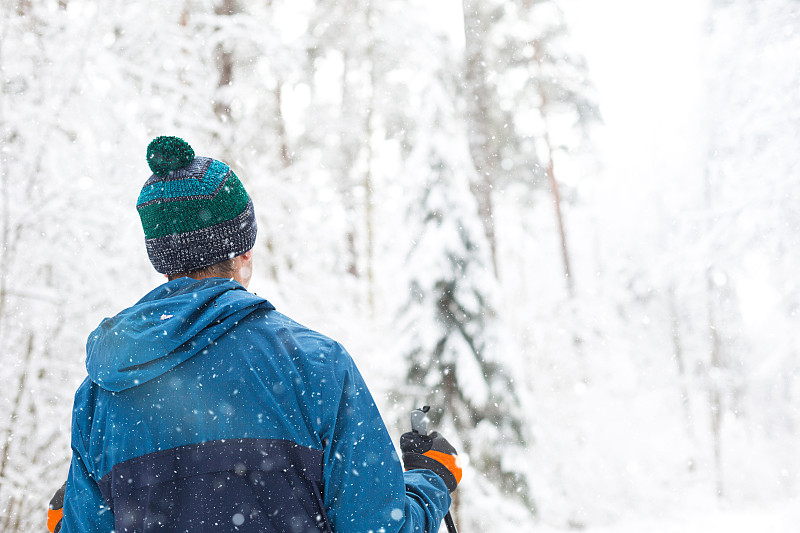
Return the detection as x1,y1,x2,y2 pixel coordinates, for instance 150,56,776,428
49,136,461,532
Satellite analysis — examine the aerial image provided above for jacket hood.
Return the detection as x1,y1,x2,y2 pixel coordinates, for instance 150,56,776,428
86,277,272,392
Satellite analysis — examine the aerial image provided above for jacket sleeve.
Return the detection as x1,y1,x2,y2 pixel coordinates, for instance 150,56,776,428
321,343,451,533
60,451,115,532
60,422,115,532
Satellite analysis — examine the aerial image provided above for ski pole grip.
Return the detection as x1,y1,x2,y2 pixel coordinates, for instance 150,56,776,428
410,405,430,435
406,406,460,533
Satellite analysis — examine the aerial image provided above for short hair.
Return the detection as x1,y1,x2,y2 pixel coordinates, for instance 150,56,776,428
166,257,237,282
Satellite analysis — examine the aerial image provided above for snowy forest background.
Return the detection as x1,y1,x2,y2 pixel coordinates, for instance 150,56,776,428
1,0,798,531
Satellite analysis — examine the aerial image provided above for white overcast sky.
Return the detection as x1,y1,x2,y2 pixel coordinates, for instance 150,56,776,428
561,0,709,190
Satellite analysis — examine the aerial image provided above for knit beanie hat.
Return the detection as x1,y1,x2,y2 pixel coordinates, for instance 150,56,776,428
136,136,257,274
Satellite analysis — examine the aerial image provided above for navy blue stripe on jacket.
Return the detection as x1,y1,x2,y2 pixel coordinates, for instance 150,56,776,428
97,438,328,533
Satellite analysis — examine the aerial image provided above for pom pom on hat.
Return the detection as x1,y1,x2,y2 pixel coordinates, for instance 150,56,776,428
146,136,195,175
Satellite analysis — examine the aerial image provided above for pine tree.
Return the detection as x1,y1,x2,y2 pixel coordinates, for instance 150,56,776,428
462,0,598,282
399,129,535,525
394,13,535,525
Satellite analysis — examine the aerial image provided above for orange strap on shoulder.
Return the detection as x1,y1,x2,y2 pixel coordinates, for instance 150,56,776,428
423,450,463,484
47,507,63,533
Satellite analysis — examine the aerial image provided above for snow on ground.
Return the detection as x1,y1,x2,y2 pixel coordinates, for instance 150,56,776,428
535,499,800,533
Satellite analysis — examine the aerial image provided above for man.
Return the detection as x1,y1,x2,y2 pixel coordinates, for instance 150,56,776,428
51,136,461,532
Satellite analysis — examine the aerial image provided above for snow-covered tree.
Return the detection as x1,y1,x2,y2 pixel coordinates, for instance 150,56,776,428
393,16,535,527
699,0,800,500
462,0,598,282
0,3,149,530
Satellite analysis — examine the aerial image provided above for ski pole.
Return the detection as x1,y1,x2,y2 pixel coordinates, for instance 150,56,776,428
410,406,459,533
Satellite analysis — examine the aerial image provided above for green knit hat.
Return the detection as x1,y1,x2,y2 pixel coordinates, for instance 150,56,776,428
137,136,257,274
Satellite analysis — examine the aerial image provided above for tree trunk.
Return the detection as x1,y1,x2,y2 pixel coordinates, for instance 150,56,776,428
707,271,725,498
462,0,499,277
0,152,10,329
668,286,697,472
213,0,238,120
339,50,361,281
16,0,30,16
363,0,376,316
542,128,574,298
0,333,35,532
214,44,233,120
0,334,34,482
533,40,574,298
275,83,292,168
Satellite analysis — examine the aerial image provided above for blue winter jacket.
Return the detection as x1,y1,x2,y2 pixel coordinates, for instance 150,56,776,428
62,277,450,533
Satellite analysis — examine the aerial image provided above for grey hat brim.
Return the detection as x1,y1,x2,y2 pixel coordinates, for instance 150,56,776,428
145,199,257,275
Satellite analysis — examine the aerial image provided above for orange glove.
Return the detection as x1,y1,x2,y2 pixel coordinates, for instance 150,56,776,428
400,431,462,492
47,482,65,533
